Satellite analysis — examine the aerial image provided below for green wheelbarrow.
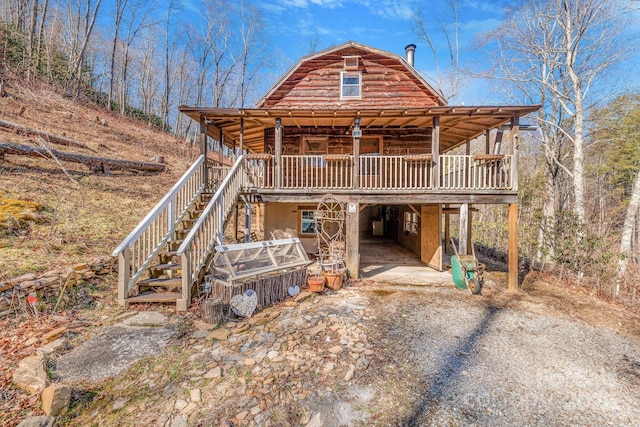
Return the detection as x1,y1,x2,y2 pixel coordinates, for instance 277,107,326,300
450,239,484,295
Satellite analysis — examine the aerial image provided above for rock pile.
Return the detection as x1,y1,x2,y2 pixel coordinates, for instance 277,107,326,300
0,257,115,317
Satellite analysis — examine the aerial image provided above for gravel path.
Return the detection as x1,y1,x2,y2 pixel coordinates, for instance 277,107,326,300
361,283,640,426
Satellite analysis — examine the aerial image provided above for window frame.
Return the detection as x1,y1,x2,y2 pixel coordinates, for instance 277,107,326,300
340,71,362,99
403,211,419,235
298,207,322,237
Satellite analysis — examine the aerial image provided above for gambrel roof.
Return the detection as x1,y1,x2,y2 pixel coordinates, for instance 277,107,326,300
257,41,447,109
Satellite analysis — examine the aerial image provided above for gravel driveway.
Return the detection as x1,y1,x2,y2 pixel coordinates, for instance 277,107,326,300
355,281,640,426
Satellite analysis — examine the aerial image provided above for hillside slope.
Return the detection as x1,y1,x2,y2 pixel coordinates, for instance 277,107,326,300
0,79,199,278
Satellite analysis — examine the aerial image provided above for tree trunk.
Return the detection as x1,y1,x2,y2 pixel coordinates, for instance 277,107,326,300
616,167,640,297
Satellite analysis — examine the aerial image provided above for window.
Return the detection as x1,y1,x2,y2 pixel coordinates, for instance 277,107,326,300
404,211,419,235
341,71,361,99
343,56,359,70
299,209,322,236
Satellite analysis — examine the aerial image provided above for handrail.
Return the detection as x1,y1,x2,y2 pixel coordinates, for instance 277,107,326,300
112,154,207,305
175,155,246,310
112,155,205,256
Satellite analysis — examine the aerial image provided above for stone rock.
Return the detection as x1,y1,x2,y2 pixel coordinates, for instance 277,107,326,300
171,414,188,427
328,345,343,354
42,326,67,342
11,273,38,284
207,328,231,341
182,402,198,414
112,396,129,411
41,383,71,416
266,350,279,359
13,354,47,393
356,356,369,370
191,330,209,339
193,320,215,330
344,366,355,381
244,358,256,366
23,337,39,347
37,337,67,355
323,362,335,372
204,366,222,378
306,412,323,427
190,388,202,403
175,399,188,410
16,416,55,427
122,311,169,327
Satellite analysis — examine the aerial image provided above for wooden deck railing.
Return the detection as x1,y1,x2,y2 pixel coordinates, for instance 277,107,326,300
112,154,210,305
439,154,512,190
176,155,245,310
245,154,513,191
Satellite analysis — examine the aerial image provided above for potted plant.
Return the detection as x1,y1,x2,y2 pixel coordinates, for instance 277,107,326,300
322,268,345,290
307,275,325,292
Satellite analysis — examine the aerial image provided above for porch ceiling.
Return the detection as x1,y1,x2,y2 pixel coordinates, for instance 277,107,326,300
179,105,540,153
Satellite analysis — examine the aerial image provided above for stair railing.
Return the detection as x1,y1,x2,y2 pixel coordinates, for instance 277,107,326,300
176,155,246,311
112,155,208,305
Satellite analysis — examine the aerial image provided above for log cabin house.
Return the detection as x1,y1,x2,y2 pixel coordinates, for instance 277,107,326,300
114,41,539,310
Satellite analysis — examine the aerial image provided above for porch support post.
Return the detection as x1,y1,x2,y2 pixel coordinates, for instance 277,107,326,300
245,196,251,243
274,118,282,189
485,129,491,154
467,204,473,254
459,203,468,255
444,205,450,254
432,116,440,190
511,116,520,191
508,203,519,291
346,200,360,279
239,117,244,156
199,115,207,155
199,116,208,188
219,128,224,164
352,118,360,190
421,204,442,271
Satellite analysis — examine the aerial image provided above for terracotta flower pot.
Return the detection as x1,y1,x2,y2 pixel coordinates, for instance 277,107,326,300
307,275,325,292
322,269,345,290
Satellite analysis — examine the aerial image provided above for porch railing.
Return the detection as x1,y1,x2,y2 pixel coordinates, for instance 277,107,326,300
244,154,513,191
112,154,210,304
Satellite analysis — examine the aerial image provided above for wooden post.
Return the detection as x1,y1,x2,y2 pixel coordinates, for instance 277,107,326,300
239,117,244,155
511,116,519,191
485,129,491,154
508,203,519,291
459,203,468,255
467,204,473,254
274,118,282,189
245,199,251,242
117,249,130,308
219,129,224,165
421,204,442,270
432,116,440,190
352,118,360,190
444,206,450,254
199,115,207,155
346,201,360,279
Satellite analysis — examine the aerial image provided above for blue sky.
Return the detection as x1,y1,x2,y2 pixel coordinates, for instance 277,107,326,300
252,0,509,104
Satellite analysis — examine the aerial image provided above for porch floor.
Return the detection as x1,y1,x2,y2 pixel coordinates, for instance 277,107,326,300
359,237,452,285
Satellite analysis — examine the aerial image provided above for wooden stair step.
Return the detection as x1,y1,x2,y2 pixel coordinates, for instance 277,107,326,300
128,292,181,304
149,263,181,272
139,277,182,287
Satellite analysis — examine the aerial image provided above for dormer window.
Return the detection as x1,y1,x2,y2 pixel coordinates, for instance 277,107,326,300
341,71,361,99
343,55,359,70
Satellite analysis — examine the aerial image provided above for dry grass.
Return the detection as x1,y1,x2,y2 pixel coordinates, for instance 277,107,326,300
0,78,199,278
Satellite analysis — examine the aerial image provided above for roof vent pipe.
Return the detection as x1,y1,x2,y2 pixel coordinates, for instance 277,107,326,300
405,44,416,67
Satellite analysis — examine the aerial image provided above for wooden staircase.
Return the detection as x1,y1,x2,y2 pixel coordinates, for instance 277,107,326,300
126,191,214,306
113,154,246,311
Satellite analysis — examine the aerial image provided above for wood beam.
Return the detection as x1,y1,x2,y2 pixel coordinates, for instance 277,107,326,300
274,118,282,189
432,116,440,190
421,204,442,271
459,203,468,255
346,201,360,279
511,116,520,191
508,203,519,291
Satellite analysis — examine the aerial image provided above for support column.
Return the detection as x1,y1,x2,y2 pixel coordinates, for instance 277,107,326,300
459,203,468,255
219,129,224,165
346,201,360,279
421,204,442,270
199,116,208,188
485,129,491,154
245,198,251,242
444,206,450,254
274,118,282,189
467,204,473,254
508,203,519,291
239,117,244,156
432,116,440,189
511,116,520,191
352,118,360,190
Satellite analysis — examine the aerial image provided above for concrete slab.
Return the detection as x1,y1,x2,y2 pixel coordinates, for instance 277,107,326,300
360,238,452,286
